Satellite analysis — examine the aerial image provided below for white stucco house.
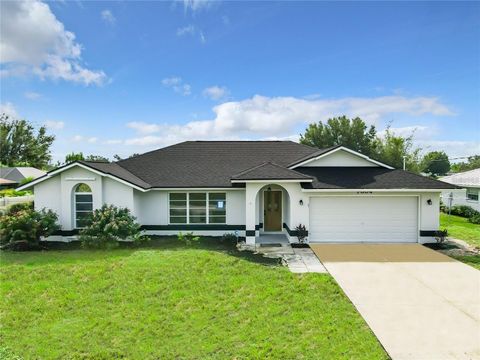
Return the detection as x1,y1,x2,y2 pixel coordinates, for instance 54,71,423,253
440,168,480,212
19,141,456,244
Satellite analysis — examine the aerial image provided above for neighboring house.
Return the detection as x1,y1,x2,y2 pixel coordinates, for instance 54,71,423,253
0,167,46,189
19,141,456,244
440,168,480,212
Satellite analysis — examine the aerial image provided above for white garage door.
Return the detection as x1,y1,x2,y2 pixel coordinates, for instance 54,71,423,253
309,196,418,243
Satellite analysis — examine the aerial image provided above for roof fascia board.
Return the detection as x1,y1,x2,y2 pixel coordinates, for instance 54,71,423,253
17,162,148,192
231,179,313,183
290,146,394,169
301,188,443,193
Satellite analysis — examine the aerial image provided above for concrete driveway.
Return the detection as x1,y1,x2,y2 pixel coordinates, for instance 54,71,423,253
311,244,480,360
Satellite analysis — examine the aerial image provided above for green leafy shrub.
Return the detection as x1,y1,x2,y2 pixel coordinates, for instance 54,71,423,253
0,189,32,197
177,232,200,246
0,207,59,250
221,233,238,243
468,214,480,225
80,204,146,249
295,224,308,243
7,202,33,214
449,205,479,218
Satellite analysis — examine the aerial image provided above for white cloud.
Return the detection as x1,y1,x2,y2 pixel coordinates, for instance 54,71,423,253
176,25,195,36
199,31,206,43
162,76,191,96
72,135,97,143
104,139,122,145
181,0,215,12
101,9,116,25
121,94,455,150
417,140,480,158
44,120,64,130
203,85,229,100
0,0,106,85
24,91,42,100
0,102,18,118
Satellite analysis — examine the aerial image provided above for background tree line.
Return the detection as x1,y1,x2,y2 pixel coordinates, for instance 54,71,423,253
1,113,478,176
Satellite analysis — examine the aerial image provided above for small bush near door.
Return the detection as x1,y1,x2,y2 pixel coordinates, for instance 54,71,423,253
80,204,146,249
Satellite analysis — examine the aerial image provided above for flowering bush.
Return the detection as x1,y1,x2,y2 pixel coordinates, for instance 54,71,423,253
80,204,146,249
0,205,59,250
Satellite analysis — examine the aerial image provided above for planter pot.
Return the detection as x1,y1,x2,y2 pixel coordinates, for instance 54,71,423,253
291,243,310,248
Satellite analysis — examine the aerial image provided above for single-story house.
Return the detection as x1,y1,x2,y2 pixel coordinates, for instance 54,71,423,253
0,167,46,189
19,141,456,244
440,168,480,212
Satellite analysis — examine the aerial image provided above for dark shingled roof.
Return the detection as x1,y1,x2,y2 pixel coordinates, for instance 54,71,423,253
297,167,458,190
117,141,318,188
79,161,151,189
232,162,313,181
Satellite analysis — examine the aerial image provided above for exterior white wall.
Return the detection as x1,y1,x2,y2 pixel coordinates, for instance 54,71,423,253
134,191,168,225
103,178,134,214
34,175,61,216
226,191,245,225
441,188,480,212
301,150,378,167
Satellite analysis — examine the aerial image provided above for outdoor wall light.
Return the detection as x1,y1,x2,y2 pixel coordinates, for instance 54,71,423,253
427,199,432,205
299,199,304,206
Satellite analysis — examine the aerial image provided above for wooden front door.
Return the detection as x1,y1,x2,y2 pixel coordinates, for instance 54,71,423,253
264,190,282,231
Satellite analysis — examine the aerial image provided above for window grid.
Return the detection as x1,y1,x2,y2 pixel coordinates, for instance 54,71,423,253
169,192,226,225
75,191,93,229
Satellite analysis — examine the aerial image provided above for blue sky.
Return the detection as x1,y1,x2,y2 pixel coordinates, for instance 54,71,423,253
1,0,479,162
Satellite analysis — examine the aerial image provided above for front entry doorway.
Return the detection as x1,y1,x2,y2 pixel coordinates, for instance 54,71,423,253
264,190,282,231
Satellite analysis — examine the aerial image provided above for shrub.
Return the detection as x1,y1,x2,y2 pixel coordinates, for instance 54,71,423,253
221,233,238,243
0,189,32,197
439,200,446,213
0,207,59,250
468,213,480,225
177,232,200,246
7,201,33,215
449,205,479,218
295,224,308,243
80,204,145,249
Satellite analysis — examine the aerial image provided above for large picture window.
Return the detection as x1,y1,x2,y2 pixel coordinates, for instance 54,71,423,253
74,183,93,228
169,192,226,224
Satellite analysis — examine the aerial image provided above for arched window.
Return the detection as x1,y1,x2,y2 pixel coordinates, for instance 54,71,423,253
74,183,93,228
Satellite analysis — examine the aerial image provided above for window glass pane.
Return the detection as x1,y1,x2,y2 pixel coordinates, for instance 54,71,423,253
209,193,225,201
170,216,187,224
76,219,91,228
170,209,187,217
209,208,226,216
76,212,92,220
209,216,226,224
190,193,206,201
190,215,206,224
75,183,92,193
76,203,93,211
170,193,186,201
170,200,187,208
76,194,93,203
189,200,206,208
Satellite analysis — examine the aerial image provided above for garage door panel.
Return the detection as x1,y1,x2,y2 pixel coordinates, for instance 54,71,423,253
309,196,418,243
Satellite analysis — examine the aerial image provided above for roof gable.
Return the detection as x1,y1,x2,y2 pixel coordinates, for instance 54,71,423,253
231,162,313,182
289,146,393,169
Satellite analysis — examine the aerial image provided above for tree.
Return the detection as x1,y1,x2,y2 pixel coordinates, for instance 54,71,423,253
421,151,450,176
85,155,109,162
300,116,378,157
0,114,55,169
374,128,422,172
113,153,140,161
451,155,480,173
65,152,85,163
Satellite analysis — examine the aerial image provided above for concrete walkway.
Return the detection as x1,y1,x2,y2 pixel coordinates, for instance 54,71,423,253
284,248,328,273
311,243,480,360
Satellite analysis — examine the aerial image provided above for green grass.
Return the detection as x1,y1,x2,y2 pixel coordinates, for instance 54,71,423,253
0,238,387,359
440,213,480,248
452,255,480,270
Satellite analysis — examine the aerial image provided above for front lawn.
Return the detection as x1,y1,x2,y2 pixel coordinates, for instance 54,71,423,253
440,213,480,248
0,238,387,359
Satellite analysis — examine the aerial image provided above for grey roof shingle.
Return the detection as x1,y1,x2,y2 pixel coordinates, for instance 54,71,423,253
297,167,458,190
232,162,313,181
79,161,151,189
117,141,318,188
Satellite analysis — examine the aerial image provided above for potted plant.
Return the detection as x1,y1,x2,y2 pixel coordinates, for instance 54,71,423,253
291,224,309,248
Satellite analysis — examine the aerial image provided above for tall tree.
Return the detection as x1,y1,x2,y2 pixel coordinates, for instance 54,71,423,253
421,151,450,176
451,155,480,172
374,128,422,172
300,116,378,157
0,114,55,169
65,152,85,163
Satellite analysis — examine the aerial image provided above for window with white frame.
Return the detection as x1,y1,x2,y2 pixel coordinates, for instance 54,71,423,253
169,192,226,224
467,188,479,201
74,183,93,228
